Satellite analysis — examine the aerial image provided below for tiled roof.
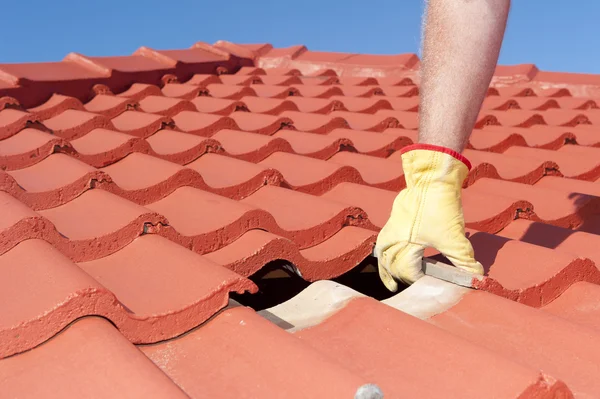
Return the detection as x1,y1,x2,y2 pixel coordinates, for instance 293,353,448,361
2,40,600,398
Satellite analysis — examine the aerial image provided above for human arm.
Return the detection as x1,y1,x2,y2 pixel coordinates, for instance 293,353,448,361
374,0,511,290
418,0,511,153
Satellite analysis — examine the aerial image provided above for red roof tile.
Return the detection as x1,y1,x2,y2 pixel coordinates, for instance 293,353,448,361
295,296,569,398
3,40,600,398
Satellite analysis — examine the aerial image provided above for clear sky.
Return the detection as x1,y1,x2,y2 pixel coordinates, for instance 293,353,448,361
1,1,597,74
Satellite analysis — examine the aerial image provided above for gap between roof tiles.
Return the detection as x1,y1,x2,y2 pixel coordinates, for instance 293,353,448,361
229,258,397,312
129,260,470,348
257,275,471,332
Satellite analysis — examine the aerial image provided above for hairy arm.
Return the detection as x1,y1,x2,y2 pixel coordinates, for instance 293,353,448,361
418,0,511,153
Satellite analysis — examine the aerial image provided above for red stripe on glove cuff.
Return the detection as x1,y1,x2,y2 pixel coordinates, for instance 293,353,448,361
399,143,472,171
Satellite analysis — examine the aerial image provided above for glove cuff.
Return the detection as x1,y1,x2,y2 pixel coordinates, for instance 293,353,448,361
399,143,472,171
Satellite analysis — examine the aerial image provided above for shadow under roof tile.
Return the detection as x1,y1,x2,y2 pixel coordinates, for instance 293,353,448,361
83,53,172,73
185,153,284,199
375,96,419,112
375,109,419,129
461,148,559,185
240,185,370,247
145,47,228,65
376,77,417,86
480,110,546,128
259,151,364,194
468,177,600,229
496,219,600,273
190,96,245,114
0,128,69,170
83,94,133,118
172,110,237,136
202,227,375,280
328,152,406,190
161,83,207,99
239,96,298,114
329,111,401,132
337,85,383,97
146,186,278,253
212,129,292,161
535,87,572,97
99,152,209,204
327,128,412,157
2,153,111,209
320,182,396,229
568,125,600,146
205,83,257,100
381,127,419,142
335,76,378,86
234,66,266,75
494,87,536,97
279,110,348,133
137,95,196,117
461,188,530,233
297,76,338,85
110,110,171,138
468,128,529,152
272,129,351,159
229,111,293,134
290,85,342,98
263,67,302,76
0,192,61,256
297,226,376,280
258,75,303,85
0,317,189,398
378,85,419,97
0,108,43,140
464,231,600,306
472,126,577,152
0,96,19,110
503,146,600,180
500,97,559,111
69,128,148,167
145,129,221,164
555,97,598,110
542,109,591,126
516,97,563,110
219,74,262,86
481,97,521,111
116,83,162,102
44,109,113,140
36,189,167,261
251,84,299,98
0,60,108,86
284,96,343,113
27,94,84,120
185,73,222,86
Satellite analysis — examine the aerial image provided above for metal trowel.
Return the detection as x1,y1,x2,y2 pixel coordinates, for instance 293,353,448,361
371,248,484,289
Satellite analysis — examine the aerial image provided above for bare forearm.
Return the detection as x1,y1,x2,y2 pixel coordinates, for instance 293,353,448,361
418,0,511,153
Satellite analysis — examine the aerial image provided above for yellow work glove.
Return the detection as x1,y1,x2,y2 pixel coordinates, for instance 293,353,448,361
374,144,484,291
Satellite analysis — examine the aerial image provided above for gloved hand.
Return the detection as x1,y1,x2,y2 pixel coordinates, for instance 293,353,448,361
374,144,484,292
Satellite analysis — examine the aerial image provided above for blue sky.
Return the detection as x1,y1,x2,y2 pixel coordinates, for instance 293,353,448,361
1,1,597,74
